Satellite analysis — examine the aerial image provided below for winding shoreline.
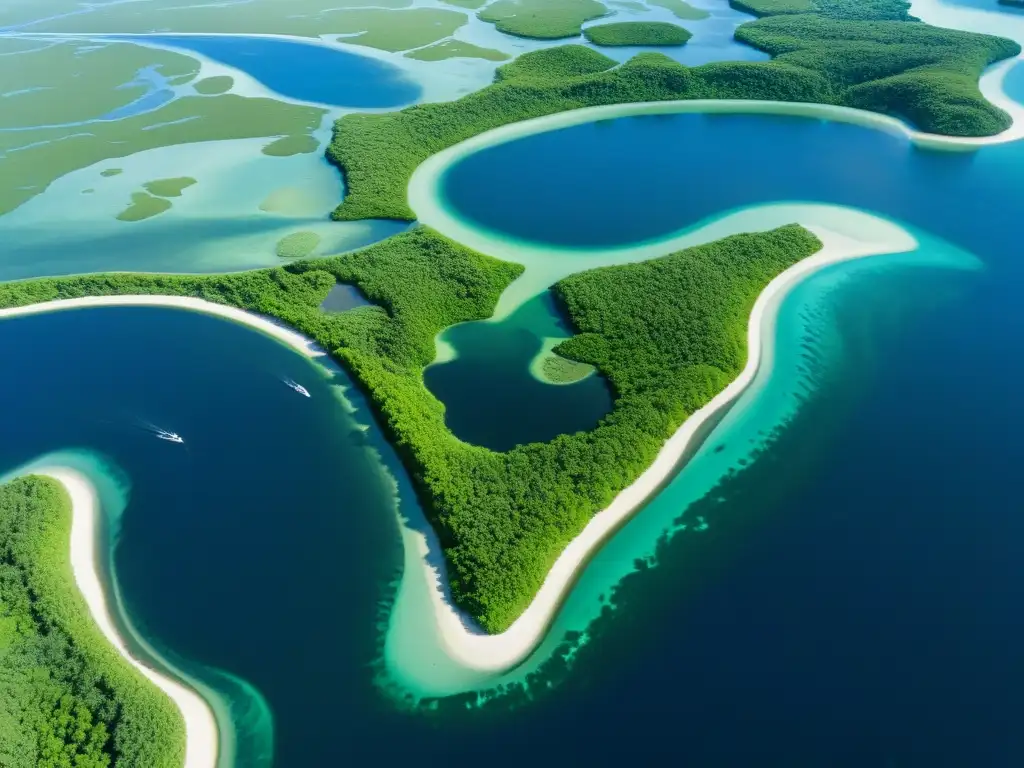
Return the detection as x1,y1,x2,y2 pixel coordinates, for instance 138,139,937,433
0,297,335,766
0,220,919,694
393,223,919,681
28,465,220,768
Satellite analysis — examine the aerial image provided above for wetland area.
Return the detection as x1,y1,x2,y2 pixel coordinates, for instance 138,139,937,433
1,0,1023,766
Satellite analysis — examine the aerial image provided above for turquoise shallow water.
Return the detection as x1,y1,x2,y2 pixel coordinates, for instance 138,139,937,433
2,19,1024,762
0,307,401,766
119,35,421,108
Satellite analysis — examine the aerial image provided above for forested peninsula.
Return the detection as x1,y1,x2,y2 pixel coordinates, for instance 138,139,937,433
327,0,1019,221
0,224,821,632
0,476,184,767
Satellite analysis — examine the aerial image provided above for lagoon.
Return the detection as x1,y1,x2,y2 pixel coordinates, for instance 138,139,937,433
0,306,400,766
425,291,613,451
119,34,420,107
5,224,1022,764
3,16,1024,767
440,112,1024,255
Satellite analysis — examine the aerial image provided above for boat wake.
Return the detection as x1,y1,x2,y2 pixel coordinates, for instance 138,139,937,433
136,419,185,444
281,377,310,398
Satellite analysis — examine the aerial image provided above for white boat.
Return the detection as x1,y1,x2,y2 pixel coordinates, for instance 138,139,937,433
284,378,311,398
156,431,184,444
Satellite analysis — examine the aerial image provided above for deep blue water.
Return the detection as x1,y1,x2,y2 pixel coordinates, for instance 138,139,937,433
121,34,420,107
3,110,1024,767
442,112,1023,259
0,308,401,766
424,292,612,450
426,111,1024,764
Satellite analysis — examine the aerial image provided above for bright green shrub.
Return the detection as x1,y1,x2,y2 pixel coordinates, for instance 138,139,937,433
583,21,693,46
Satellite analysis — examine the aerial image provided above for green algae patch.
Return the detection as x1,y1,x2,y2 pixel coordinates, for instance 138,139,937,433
117,192,173,222
1,93,324,215
584,21,693,46
0,476,186,766
143,177,196,197
649,0,711,20
275,231,322,258
23,0,415,37
333,8,468,52
729,0,817,15
406,40,512,62
194,75,234,95
262,134,321,157
479,0,609,39
0,39,198,130
100,168,123,178
540,353,596,384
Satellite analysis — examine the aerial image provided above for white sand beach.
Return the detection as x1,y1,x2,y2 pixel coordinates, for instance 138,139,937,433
0,295,337,767
0,223,915,694
398,223,919,677
0,295,329,359
30,466,220,768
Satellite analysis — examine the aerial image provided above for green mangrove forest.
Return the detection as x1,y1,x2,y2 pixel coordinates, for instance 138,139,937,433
0,476,184,767
327,0,1019,221
0,224,821,632
583,21,693,46
478,0,609,39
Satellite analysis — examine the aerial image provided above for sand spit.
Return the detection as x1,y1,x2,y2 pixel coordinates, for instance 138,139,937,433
0,227,918,696
389,222,919,684
29,465,219,768
0,295,329,359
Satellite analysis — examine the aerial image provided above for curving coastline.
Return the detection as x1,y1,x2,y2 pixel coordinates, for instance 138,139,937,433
0,295,331,359
22,465,219,768
386,222,919,685
0,223,916,690
0,297,338,763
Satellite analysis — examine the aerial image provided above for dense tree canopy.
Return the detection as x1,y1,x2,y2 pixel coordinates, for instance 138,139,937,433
0,225,821,631
583,21,693,46
327,0,1017,221
478,0,609,39
0,477,184,767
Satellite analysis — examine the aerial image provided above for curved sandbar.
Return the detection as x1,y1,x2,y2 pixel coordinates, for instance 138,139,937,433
0,297,337,759
409,87,1024,218
0,231,916,693
0,295,330,359
384,211,918,693
21,465,219,768
408,84,1024,262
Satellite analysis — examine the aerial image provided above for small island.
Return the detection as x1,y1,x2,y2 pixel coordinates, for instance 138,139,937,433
583,21,693,46
478,0,609,39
